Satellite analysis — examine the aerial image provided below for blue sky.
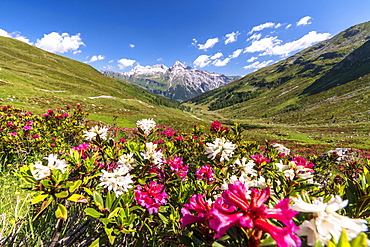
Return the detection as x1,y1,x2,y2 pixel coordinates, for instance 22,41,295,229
1,0,370,76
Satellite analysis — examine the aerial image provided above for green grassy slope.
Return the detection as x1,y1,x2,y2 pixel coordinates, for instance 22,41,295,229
0,36,205,128
186,21,370,125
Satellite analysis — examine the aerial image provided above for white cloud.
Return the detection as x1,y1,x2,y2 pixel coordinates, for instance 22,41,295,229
297,16,312,26
224,31,240,44
247,56,258,63
129,44,135,48
213,58,231,67
194,37,219,51
244,36,282,53
109,60,114,63
35,32,85,54
103,65,114,70
193,55,211,68
244,31,330,57
117,58,136,70
243,60,274,70
249,22,281,34
86,55,105,63
286,24,292,29
230,49,243,58
212,49,243,67
0,29,10,37
275,23,282,28
247,33,262,41
210,52,223,60
261,31,331,57
0,29,33,45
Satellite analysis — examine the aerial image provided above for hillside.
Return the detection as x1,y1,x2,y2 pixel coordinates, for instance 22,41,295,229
0,36,204,128
186,21,370,125
102,61,239,101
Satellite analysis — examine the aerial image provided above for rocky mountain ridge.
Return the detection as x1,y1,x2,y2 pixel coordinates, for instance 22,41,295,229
102,61,240,101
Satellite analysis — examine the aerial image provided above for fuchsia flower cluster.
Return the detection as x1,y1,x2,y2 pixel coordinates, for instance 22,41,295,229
134,181,168,214
195,164,215,183
210,120,229,133
180,181,301,247
163,156,188,180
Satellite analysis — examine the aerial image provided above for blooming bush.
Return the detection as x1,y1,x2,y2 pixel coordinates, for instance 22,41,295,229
0,107,369,246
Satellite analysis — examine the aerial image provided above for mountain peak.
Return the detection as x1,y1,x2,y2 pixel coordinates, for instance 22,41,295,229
170,61,189,70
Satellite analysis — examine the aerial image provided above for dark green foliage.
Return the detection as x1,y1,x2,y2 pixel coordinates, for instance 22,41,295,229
208,90,261,110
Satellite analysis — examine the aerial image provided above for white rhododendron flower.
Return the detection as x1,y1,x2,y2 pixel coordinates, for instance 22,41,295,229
291,195,368,245
276,160,313,180
83,125,109,140
32,161,51,180
44,154,68,173
141,142,164,165
99,170,134,197
136,118,156,136
205,138,236,162
31,154,68,180
99,154,136,197
234,157,257,177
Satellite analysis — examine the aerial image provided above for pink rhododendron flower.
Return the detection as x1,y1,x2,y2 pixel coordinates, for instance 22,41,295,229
210,121,229,132
180,194,214,227
163,156,188,180
250,154,271,164
9,132,17,136
210,181,301,247
196,164,215,183
292,156,314,169
134,181,168,214
181,181,301,247
23,125,32,130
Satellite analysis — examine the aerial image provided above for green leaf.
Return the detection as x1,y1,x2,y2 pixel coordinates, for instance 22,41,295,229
68,194,88,203
261,235,276,246
55,191,69,198
55,204,68,220
69,180,82,192
105,191,114,210
158,212,169,225
93,191,105,211
83,187,93,196
89,238,100,247
350,233,368,247
313,240,324,247
31,194,49,204
212,242,226,247
336,229,351,247
108,207,121,219
84,208,103,218
356,195,370,217
104,227,116,245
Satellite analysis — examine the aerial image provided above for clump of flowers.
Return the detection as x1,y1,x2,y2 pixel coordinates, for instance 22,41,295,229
291,195,368,245
205,138,236,162
196,164,215,183
163,156,188,180
136,118,156,136
31,154,68,180
275,157,315,181
210,121,229,133
83,125,109,141
99,153,136,197
134,181,168,214
141,142,164,166
181,181,301,247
